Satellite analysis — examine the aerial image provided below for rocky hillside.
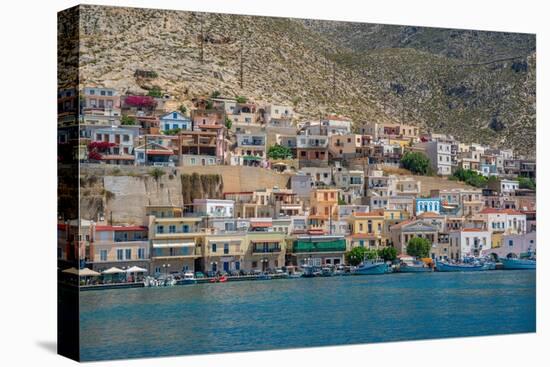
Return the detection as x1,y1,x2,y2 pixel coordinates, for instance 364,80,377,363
73,5,536,156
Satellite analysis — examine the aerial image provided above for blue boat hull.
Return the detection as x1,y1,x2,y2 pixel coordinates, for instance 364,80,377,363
436,262,488,272
500,258,536,270
398,265,433,273
353,263,388,275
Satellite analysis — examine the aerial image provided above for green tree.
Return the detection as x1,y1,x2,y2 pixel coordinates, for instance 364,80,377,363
149,167,165,182
401,151,432,175
338,196,347,205
267,144,293,160
406,237,431,258
147,86,163,98
225,116,232,130
378,247,397,262
235,95,247,103
518,176,536,190
120,115,136,125
163,128,181,135
210,90,221,98
178,105,187,115
450,168,488,188
364,248,379,260
345,247,366,266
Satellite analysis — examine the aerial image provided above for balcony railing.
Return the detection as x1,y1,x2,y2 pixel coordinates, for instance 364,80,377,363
252,246,281,253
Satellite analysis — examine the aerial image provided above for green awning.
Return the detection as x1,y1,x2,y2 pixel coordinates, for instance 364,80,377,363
293,239,346,253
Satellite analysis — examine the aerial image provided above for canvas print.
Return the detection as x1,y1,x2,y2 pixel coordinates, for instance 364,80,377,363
57,4,536,362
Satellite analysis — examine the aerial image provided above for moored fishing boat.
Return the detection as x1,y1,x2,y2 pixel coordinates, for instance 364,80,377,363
398,261,433,273
352,260,389,275
177,272,197,285
500,257,536,270
397,256,433,273
321,266,333,277
435,260,488,272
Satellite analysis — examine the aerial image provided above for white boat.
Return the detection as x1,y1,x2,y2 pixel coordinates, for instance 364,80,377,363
177,272,198,285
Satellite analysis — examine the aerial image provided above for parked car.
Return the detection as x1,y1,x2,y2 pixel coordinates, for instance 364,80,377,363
195,271,205,279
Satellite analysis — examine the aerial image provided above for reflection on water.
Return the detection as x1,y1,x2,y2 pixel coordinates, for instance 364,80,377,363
79,271,535,361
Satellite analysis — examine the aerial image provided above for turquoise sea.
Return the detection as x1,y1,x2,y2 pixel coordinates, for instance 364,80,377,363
79,270,536,361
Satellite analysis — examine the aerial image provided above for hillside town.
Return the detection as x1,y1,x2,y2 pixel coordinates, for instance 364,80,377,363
57,85,536,282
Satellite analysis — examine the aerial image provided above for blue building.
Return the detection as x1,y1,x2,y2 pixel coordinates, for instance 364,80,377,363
415,197,441,215
160,111,192,132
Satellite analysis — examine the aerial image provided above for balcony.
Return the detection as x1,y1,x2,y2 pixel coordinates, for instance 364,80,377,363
239,139,265,147
152,245,202,259
252,245,282,253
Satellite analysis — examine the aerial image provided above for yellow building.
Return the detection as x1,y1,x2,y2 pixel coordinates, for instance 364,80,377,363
203,233,247,273
491,232,503,248
148,216,205,275
145,205,183,218
245,232,287,272
388,137,411,149
347,210,385,249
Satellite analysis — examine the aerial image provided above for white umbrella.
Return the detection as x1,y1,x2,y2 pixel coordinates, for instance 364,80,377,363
78,268,101,276
102,267,125,274
126,266,148,273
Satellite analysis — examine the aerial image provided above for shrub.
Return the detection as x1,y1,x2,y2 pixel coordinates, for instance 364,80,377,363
147,86,163,98
149,167,165,181
518,176,536,190
401,151,432,175
451,168,488,188
121,115,136,125
267,144,293,160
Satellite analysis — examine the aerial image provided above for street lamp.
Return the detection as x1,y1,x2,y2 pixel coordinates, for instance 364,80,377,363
162,263,171,278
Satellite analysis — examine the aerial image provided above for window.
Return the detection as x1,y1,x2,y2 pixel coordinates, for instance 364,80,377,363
509,240,514,246
138,248,145,259
212,243,217,253
123,135,130,142
182,225,189,233
157,225,164,234
252,261,257,268
173,112,177,119
116,249,123,261
169,225,176,233
125,249,132,260
100,90,106,96
224,243,229,254
100,250,107,261
165,124,170,130
89,89,95,95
